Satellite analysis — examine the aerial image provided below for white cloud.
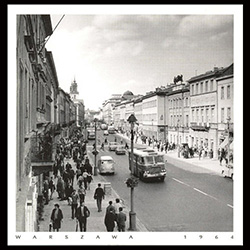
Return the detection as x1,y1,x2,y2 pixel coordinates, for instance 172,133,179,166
104,40,145,57
177,15,233,37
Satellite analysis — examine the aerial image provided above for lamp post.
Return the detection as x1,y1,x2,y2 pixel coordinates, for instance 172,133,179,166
127,113,138,231
226,116,231,166
177,119,180,158
93,118,98,176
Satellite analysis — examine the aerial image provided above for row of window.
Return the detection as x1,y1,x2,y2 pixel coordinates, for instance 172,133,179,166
220,85,231,99
169,97,189,109
190,79,215,95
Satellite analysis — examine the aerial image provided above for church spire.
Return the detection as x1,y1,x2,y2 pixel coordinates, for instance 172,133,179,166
70,77,79,100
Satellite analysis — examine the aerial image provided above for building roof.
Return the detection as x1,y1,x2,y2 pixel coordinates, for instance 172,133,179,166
187,66,226,83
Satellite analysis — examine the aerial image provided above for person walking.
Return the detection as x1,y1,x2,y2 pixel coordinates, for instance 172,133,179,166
48,177,55,200
116,207,126,232
106,201,115,214
50,204,63,232
86,173,93,190
75,202,90,232
78,185,86,204
43,179,49,205
71,189,79,219
104,208,116,232
93,183,105,212
56,176,65,200
114,198,123,221
82,169,88,190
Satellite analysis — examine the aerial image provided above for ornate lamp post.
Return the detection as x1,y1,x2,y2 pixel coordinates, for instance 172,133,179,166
126,113,138,231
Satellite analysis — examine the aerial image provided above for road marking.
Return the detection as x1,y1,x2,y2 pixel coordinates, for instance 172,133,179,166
227,204,234,209
172,178,190,187
193,187,208,196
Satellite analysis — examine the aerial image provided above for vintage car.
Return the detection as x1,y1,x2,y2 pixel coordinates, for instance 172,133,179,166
108,141,119,151
221,163,233,180
103,130,109,136
98,155,115,174
115,145,126,155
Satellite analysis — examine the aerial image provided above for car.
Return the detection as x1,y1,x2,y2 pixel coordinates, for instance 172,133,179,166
221,163,233,180
103,130,109,136
98,155,115,174
108,141,119,151
115,145,126,155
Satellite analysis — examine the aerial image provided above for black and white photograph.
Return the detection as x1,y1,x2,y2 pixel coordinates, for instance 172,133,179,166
8,4,243,246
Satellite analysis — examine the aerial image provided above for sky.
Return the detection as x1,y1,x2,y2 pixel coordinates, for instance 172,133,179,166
45,10,233,111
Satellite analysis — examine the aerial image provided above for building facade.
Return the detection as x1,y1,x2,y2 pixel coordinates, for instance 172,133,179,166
16,15,55,232
167,83,190,145
217,64,234,150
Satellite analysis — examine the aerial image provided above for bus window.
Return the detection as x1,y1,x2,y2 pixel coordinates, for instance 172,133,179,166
154,155,164,163
145,156,154,164
138,157,144,164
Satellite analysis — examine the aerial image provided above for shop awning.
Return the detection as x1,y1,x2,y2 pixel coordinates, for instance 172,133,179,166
230,141,234,150
31,162,53,176
218,137,228,149
219,138,233,150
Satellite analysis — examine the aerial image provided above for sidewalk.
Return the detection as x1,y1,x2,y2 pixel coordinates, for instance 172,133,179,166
38,157,148,232
116,132,224,176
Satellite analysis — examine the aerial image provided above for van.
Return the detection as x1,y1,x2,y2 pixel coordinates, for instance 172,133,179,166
98,156,115,174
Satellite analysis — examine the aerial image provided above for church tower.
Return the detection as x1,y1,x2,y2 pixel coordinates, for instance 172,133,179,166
70,78,79,100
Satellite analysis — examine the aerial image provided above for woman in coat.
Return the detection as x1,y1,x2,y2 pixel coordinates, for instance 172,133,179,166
50,204,63,232
104,208,116,232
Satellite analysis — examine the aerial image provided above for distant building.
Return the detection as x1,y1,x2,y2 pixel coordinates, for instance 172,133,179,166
187,65,232,158
102,94,122,125
69,78,85,127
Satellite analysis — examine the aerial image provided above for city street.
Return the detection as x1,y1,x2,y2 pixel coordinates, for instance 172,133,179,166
88,131,233,232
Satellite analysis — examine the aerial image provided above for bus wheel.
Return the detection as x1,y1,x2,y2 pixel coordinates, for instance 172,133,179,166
159,177,165,182
139,172,144,181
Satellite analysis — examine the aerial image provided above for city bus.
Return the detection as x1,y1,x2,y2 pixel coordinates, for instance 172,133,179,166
128,147,167,181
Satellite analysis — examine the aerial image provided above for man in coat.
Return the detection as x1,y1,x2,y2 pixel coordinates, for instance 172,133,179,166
50,204,63,232
116,207,126,232
93,183,105,212
75,202,90,232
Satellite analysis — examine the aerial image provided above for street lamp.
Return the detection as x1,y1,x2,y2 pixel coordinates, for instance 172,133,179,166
93,118,98,176
127,113,138,231
177,119,180,158
226,116,231,166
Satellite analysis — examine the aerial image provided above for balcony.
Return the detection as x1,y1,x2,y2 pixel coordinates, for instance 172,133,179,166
30,135,53,163
190,122,209,132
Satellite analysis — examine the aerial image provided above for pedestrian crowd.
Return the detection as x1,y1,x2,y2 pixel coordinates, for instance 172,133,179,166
42,129,127,232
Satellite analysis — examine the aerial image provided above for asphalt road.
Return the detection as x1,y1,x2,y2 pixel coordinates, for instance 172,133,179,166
87,131,233,232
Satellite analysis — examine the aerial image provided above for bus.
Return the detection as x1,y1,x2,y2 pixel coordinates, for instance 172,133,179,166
128,147,167,181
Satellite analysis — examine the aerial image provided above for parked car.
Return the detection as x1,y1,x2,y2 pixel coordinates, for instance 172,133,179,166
115,145,126,155
103,130,109,136
98,155,115,174
221,163,233,180
108,141,119,151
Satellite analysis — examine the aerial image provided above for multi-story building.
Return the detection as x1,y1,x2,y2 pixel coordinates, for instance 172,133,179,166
217,64,234,149
102,94,122,125
16,15,55,232
187,66,231,158
140,89,167,141
166,82,190,145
